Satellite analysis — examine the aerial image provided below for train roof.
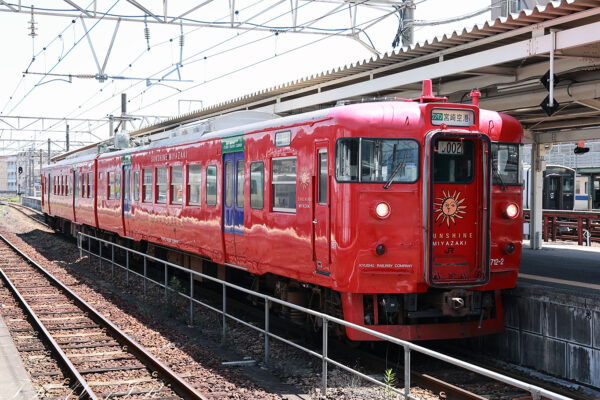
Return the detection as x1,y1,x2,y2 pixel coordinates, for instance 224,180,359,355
46,98,518,168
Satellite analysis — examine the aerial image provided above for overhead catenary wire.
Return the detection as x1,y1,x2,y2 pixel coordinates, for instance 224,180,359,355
1,1,96,115
127,8,399,115
26,0,272,146
81,0,386,118
6,0,122,116
61,0,320,122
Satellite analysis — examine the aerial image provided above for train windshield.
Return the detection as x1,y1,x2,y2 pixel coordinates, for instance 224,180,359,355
433,140,475,184
491,143,522,185
335,138,418,183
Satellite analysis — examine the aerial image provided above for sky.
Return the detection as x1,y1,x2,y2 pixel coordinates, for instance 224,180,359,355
0,0,504,155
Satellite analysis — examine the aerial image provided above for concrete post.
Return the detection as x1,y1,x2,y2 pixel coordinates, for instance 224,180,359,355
529,143,547,249
402,1,415,47
47,138,51,164
66,124,70,152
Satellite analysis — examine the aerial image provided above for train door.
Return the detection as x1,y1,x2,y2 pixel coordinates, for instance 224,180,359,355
122,163,132,236
223,151,245,263
47,173,51,214
73,170,78,222
543,175,561,209
426,134,491,287
313,143,331,274
593,175,600,209
41,174,45,208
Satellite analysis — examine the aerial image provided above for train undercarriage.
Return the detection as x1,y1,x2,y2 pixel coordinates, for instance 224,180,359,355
46,215,503,341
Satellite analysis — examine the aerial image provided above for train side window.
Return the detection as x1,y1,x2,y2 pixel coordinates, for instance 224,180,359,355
53,177,56,195
133,171,140,201
272,157,296,213
143,169,152,203
61,176,64,196
225,161,233,208
124,171,130,201
67,176,71,196
335,139,359,182
206,165,217,206
171,166,183,205
83,174,87,198
318,150,327,204
434,140,474,184
188,164,201,206
250,161,264,209
115,172,121,200
108,172,115,199
79,174,82,197
76,174,81,197
98,171,103,197
491,143,521,186
156,168,167,203
237,159,244,208
88,173,93,198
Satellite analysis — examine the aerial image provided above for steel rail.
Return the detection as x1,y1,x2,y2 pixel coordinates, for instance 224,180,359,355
0,233,208,400
1,202,50,228
0,236,98,400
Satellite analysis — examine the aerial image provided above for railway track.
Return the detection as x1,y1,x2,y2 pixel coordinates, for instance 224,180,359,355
0,233,207,400
0,201,50,228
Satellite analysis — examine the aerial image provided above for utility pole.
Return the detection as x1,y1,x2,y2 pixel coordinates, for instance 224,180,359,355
47,138,51,164
121,93,127,133
402,0,415,47
66,124,70,152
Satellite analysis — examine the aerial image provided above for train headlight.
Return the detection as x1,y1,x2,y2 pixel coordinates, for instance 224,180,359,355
375,202,391,219
504,203,519,219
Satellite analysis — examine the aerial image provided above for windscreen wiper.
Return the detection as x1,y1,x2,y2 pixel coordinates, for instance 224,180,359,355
493,168,507,191
383,154,407,189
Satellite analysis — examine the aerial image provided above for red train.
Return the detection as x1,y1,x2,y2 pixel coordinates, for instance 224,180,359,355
41,81,523,341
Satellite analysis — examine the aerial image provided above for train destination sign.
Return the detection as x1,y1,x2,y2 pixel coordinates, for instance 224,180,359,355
222,135,244,153
431,108,474,127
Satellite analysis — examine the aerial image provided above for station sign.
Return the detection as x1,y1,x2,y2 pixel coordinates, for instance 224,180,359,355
222,135,244,153
431,108,474,127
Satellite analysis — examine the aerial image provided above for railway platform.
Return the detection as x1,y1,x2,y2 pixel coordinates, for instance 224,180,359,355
0,314,37,399
520,240,600,290
469,242,600,391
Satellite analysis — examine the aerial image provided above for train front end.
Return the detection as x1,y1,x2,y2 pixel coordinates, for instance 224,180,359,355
335,82,522,341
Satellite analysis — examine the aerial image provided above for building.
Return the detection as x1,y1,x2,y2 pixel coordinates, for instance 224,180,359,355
2,155,18,194
0,156,8,192
15,149,54,197
491,0,551,19
523,141,600,210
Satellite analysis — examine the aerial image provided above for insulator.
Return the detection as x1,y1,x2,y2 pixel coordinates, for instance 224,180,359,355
179,34,184,47
144,25,150,41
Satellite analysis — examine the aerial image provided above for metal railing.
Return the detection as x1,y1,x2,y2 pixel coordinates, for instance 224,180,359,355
77,232,572,400
524,209,600,245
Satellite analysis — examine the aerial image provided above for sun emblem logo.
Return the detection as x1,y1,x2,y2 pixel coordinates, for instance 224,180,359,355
434,190,467,227
300,171,310,189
